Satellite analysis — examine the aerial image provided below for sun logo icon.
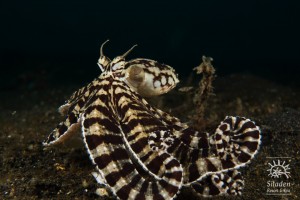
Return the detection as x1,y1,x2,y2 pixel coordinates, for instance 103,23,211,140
267,160,291,179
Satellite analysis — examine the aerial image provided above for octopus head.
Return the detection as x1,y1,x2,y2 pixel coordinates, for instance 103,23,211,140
124,59,179,97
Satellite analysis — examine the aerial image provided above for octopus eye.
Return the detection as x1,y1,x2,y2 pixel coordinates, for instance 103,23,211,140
98,56,111,71
110,44,138,71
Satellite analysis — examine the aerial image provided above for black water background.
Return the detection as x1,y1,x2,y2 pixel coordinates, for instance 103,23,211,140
1,0,299,90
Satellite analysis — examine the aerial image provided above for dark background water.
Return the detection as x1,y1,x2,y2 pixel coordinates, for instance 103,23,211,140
1,0,299,90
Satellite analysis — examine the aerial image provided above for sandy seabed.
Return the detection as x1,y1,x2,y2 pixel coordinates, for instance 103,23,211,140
1,74,299,199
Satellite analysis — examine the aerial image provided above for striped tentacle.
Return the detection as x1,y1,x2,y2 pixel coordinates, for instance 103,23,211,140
43,98,83,146
165,131,212,184
132,101,218,184
58,83,92,116
150,108,218,184
43,110,80,146
43,80,101,146
153,108,211,150
151,109,261,184
58,79,101,115
150,110,218,183
121,119,183,200
166,116,260,184
191,169,244,197
210,116,261,168
112,81,183,199
82,81,182,200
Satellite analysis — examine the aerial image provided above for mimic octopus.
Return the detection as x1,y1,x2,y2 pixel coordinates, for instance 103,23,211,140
43,40,261,199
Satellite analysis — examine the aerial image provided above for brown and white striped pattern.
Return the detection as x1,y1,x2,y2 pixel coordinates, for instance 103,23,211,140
146,108,261,186
191,169,244,197
43,79,101,146
43,41,261,199
209,116,261,169
81,78,183,200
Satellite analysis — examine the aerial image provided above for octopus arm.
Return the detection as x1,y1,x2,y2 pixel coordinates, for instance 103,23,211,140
191,169,244,197
43,104,81,146
43,82,99,146
167,116,261,184
81,81,182,200
149,108,261,186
